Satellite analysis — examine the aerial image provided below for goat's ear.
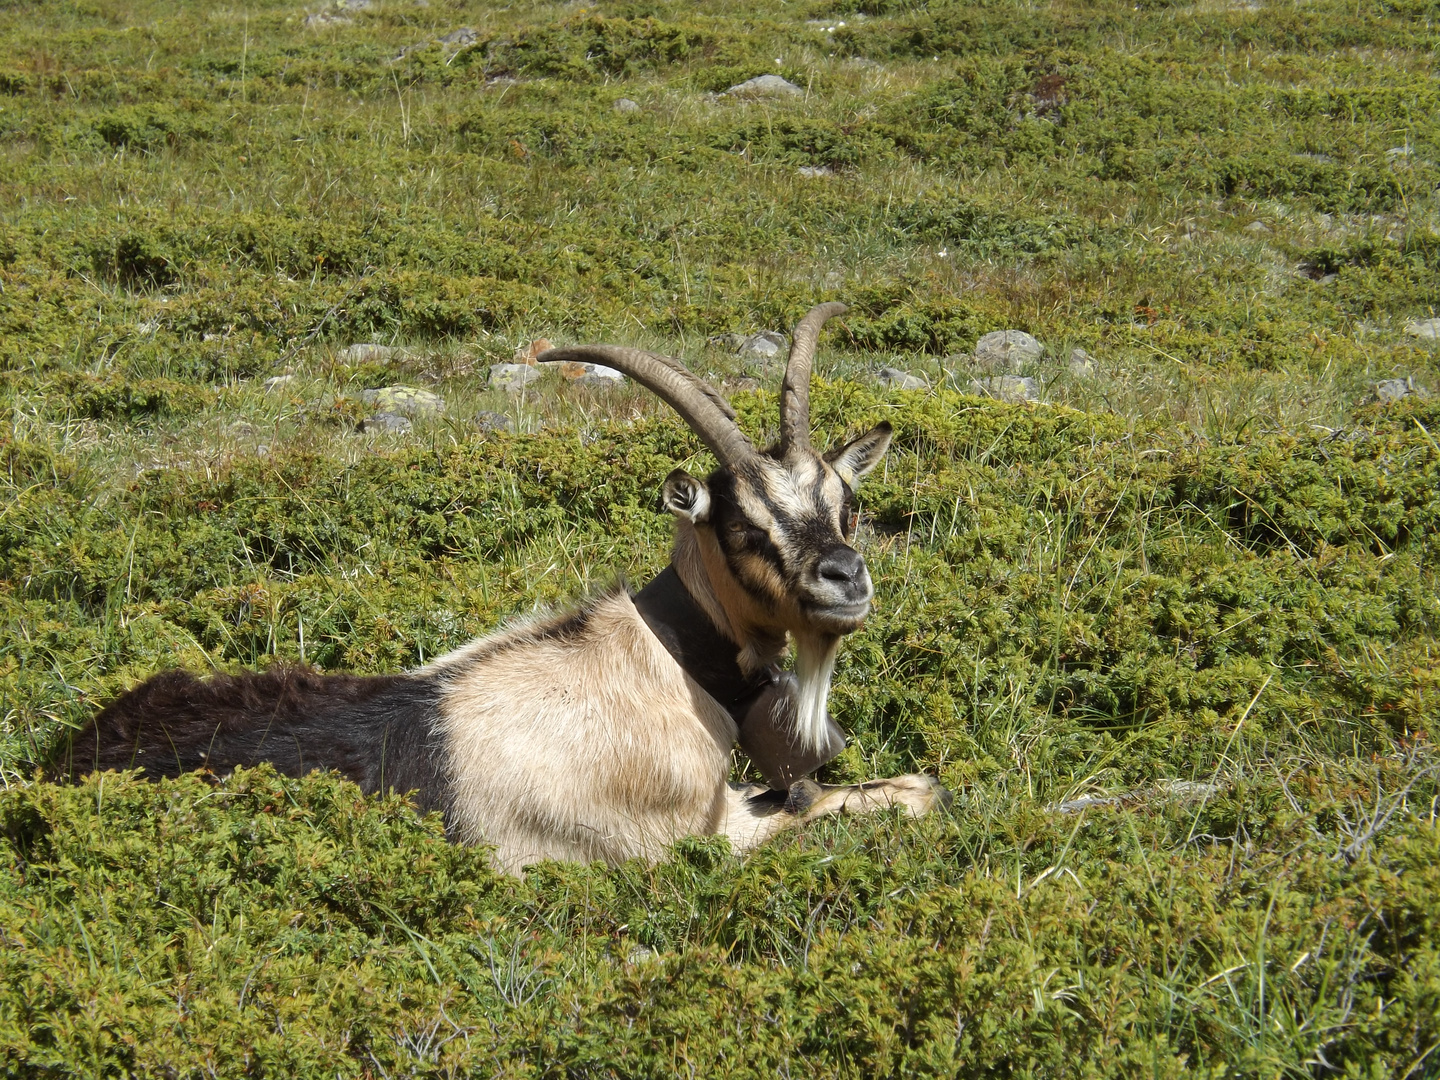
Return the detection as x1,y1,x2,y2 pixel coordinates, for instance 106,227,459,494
661,469,712,523
826,422,893,486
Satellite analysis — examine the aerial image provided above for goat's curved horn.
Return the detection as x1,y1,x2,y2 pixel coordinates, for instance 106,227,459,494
779,302,847,456
535,345,756,467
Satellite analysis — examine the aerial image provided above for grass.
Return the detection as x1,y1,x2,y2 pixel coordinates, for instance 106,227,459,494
1,0,1439,1075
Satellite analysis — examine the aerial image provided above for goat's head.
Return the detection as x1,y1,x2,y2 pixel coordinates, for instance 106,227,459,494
538,303,892,751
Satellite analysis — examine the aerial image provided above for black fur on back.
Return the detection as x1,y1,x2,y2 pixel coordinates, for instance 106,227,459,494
55,667,450,816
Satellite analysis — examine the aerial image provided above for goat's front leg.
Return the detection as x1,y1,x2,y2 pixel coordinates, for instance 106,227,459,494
719,774,950,854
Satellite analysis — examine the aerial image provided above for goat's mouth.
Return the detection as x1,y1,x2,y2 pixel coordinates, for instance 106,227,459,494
803,597,872,631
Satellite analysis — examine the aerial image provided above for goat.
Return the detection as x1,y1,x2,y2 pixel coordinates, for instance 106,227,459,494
58,303,949,872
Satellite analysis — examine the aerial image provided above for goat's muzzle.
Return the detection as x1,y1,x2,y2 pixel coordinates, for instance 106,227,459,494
803,544,874,631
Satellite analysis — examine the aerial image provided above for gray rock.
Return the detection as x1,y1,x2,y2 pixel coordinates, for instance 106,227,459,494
473,410,515,434
1244,220,1272,234
489,362,543,392
1051,794,1117,815
726,376,761,392
974,330,1044,371
613,97,641,114
1404,318,1440,341
338,343,398,364
225,420,257,437
1068,348,1096,378
1318,273,1339,285
1051,779,1217,815
359,385,444,417
304,0,371,26
724,74,803,98
1375,377,1427,404
262,374,296,392
359,412,412,434
440,26,478,47
971,375,1041,402
568,363,626,388
740,331,786,360
874,366,927,390
625,945,657,965
796,165,833,178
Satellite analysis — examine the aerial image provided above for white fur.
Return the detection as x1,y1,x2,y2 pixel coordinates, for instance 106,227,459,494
791,632,841,755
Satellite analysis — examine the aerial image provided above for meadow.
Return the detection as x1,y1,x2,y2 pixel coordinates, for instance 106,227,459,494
1,0,1438,1074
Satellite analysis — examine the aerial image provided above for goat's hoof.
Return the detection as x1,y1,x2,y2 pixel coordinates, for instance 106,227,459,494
784,778,821,815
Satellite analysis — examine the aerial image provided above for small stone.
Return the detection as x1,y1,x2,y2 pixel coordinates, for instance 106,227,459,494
1068,348,1096,377
358,385,444,417
971,375,1041,402
1244,220,1272,234
225,420,256,437
513,338,552,364
565,363,626,387
359,412,412,434
874,366,927,390
473,410,515,433
439,26,477,47
726,376,761,392
489,363,543,392
1404,318,1440,341
724,74,803,98
1052,794,1117,815
338,343,398,364
613,97,641,114
740,331,786,359
796,165,833,178
625,945,657,965
202,332,222,342
708,332,747,351
974,330,1044,371
1375,377,1425,404
262,375,295,392
1318,273,1339,285
304,0,370,27
1386,146,1412,160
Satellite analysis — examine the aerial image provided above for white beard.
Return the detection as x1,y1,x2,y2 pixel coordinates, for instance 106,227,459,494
791,632,841,754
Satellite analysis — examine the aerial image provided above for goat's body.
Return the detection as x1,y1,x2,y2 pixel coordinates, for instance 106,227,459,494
68,586,942,872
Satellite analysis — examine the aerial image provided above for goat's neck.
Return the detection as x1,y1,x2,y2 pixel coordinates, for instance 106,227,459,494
669,524,786,674
667,525,839,755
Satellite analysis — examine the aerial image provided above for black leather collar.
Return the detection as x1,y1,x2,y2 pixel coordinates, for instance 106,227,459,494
632,566,774,719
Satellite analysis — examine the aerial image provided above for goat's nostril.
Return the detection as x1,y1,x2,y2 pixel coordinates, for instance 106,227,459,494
816,548,865,584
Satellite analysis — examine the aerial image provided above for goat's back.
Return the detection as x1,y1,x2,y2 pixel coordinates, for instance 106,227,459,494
56,667,450,815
